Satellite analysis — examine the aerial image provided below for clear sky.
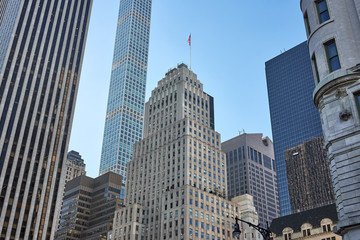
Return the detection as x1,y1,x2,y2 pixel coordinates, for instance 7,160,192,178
69,0,307,178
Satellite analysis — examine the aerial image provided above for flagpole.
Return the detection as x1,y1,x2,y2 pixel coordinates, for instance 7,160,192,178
188,33,191,70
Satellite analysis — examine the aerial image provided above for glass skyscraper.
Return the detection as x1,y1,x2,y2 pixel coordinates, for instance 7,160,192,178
265,41,323,216
99,0,152,182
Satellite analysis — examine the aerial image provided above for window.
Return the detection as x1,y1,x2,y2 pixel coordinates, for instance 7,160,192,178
325,40,340,72
284,233,291,240
316,0,330,23
304,12,311,35
302,229,311,236
355,92,360,114
312,54,320,83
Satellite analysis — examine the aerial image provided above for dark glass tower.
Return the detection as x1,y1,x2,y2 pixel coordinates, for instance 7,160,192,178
0,1,92,239
265,41,323,216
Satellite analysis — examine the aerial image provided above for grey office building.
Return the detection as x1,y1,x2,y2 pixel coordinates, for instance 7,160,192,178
265,41,323,216
222,133,280,227
0,1,92,239
56,172,123,240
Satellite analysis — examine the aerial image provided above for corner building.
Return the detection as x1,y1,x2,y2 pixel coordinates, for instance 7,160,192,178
111,64,260,240
300,0,360,238
0,1,92,239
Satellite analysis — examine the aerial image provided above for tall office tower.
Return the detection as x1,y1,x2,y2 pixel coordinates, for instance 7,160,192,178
56,172,124,240
265,41,323,216
0,1,93,239
64,150,86,184
222,133,280,227
284,137,335,213
0,1,21,74
110,64,260,240
300,0,360,238
99,0,152,182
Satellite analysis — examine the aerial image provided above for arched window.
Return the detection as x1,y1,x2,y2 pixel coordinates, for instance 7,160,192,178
321,218,333,232
282,227,293,240
301,223,312,237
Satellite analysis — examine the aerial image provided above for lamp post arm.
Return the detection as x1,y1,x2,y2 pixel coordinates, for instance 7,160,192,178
235,217,271,240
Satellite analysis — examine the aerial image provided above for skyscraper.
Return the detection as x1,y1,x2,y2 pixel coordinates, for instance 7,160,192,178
110,64,260,240
300,0,360,238
99,0,152,182
0,1,93,239
64,150,86,184
265,41,323,216
222,133,280,227
284,137,335,213
56,172,123,240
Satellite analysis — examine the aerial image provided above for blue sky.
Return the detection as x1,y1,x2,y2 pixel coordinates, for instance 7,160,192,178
69,0,307,178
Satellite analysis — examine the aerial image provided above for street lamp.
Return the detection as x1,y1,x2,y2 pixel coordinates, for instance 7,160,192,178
232,216,271,240
232,217,241,239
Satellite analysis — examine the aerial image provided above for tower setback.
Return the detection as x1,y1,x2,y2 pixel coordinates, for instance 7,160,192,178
110,64,260,240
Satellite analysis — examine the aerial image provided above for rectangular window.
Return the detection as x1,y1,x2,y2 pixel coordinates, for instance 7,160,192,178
312,54,321,83
304,12,311,35
355,92,360,114
316,0,330,23
325,40,341,72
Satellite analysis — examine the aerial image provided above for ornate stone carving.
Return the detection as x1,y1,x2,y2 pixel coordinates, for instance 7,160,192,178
335,89,347,99
339,109,352,121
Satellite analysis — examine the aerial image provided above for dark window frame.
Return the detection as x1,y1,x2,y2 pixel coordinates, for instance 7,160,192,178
324,39,341,72
316,0,330,23
355,92,360,114
312,54,320,83
304,12,311,35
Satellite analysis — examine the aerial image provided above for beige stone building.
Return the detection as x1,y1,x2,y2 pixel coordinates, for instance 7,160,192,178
110,64,260,240
64,150,86,184
270,204,341,240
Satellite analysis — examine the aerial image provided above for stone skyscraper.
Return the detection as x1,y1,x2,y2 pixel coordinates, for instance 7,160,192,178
0,1,92,239
64,150,86,184
301,0,360,238
265,42,323,216
99,0,152,182
110,64,260,240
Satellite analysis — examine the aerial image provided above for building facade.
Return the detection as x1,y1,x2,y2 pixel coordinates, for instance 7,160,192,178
110,64,260,240
300,0,360,238
0,1,92,239
99,0,152,182
265,41,324,216
65,150,86,184
284,137,335,213
270,204,341,240
222,133,280,227
0,0,21,74
56,172,124,240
